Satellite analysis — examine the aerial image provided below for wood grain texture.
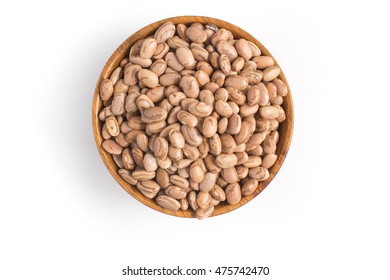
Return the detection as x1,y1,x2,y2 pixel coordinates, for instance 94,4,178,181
92,16,294,218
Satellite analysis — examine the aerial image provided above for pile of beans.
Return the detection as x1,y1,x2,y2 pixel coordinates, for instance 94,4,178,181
99,21,288,219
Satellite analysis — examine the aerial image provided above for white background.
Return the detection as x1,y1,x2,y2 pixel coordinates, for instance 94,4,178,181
1,0,389,279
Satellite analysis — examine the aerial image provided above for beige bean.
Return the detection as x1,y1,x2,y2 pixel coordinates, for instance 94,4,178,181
160,72,181,87
188,191,198,211
221,167,238,183
241,178,259,196
181,144,199,160
263,65,281,82
140,107,167,124
146,120,166,135
217,177,229,188
246,133,266,151
236,165,249,179
220,134,237,154
136,94,154,110
181,125,203,146
259,106,280,120
209,134,222,156
168,145,183,162
196,191,211,210
232,57,245,72
143,153,158,172
256,119,270,132
235,152,249,165
272,95,283,105
123,65,140,86
158,157,172,169
225,183,242,204
165,185,187,200
235,39,252,61
176,47,195,67
180,76,200,98
177,110,198,127
211,70,225,87
218,117,228,134
199,172,217,192
248,145,263,156
262,137,277,154
180,198,189,210
137,180,160,198
111,92,126,115
99,106,113,121
266,82,277,101
234,143,246,153
227,87,246,105
137,69,158,88
153,42,169,60
215,154,238,168
140,38,158,59
127,116,144,130
125,92,140,113
194,70,210,86
216,40,238,61
188,102,212,117
199,89,214,108
115,133,129,148
168,129,185,149
191,45,210,61
204,154,221,174
156,168,170,189
153,137,168,159
110,67,123,85
243,156,262,168
190,164,205,183
132,169,156,181
202,116,218,138
119,169,138,185
227,113,241,135
261,154,277,169
168,91,186,106
156,195,181,210
154,22,176,43
214,100,233,118
165,52,184,72
125,130,143,144
219,54,231,74
102,139,123,155
100,79,113,101
170,175,189,189
247,41,261,56
105,116,120,137
122,148,135,170
168,36,190,48
198,138,210,159
186,26,207,43
210,185,226,201
211,28,233,46
150,60,167,77
248,167,269,181
247,85,261,106
273,78,288,97
131,147,144,168
252,55,274,69
196,204,214,220
224,75,248,90
114,79,129,95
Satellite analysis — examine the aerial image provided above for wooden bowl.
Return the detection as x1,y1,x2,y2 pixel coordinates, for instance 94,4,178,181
92,16,294,218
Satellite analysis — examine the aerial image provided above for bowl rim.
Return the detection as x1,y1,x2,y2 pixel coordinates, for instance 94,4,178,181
92,15,294,218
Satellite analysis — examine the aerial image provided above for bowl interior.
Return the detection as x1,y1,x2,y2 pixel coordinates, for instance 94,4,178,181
92,16,294,218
